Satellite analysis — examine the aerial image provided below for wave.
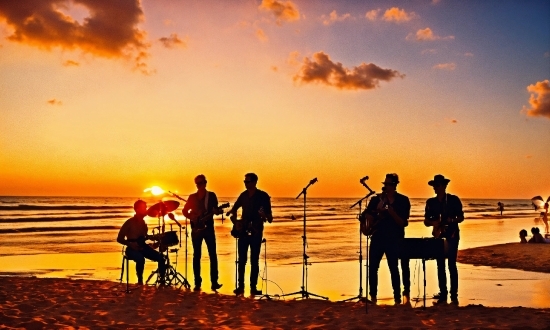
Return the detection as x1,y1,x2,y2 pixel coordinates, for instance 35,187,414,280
1,211,130,217
0,225,119,234
0,215,127,223
0,204,130,211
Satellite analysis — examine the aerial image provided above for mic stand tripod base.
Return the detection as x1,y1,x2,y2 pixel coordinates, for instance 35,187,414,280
281,288,328,300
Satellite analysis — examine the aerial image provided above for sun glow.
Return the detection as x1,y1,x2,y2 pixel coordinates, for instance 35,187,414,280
144,186,165,196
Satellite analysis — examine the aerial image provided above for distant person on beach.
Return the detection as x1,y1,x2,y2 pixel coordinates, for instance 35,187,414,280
528,227,548,243
117,200,166,285
363,173,410,305
497,202,504,216
182,174,223,292
424,174,464,305
227,173,273,296
519,229,528,243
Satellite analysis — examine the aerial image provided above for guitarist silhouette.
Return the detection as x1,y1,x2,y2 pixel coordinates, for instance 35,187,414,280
182,175,225,292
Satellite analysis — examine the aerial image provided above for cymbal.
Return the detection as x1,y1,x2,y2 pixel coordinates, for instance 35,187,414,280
147,200,180,217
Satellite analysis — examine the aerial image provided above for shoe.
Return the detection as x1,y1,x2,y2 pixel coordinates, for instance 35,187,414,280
211,283,223,291
250,288,262,296
193,285,201,292
369,295,377,304
394,298,402,305
402,295,410,305
433,297,448,305
137,280,143,285
450,297,459,305
233,287,244,295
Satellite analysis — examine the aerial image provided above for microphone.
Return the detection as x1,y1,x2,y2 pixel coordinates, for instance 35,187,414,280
360,176,369,183
310,178,318,185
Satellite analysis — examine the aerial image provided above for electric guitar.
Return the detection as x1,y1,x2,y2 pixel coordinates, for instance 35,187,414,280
190,202,230,238
230,206,266,238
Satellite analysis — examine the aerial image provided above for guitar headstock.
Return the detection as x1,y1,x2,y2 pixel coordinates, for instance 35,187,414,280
219,202,230,209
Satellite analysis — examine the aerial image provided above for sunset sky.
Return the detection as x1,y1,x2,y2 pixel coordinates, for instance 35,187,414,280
0,0,549,199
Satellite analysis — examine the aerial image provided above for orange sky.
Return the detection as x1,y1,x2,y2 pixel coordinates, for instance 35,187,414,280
0,0,549,199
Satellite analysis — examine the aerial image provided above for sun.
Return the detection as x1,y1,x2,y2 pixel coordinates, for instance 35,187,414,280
144,186,165,196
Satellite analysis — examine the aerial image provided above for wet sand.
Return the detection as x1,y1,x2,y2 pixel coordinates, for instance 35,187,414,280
458,243,550,274
1,276,549,329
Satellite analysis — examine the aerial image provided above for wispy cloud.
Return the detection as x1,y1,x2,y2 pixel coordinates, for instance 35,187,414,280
0,0,152,74
422,49,437,55
259,0,299,25
464,52,474,57
365,9,380,21
406,27,454,41
522,80,550,119
433,62,456,71
47,99,62,106
382,7,417,23
293,51,404,91
322,10,352,26
159,33,187,49
256,28,268,42
63,60,80,67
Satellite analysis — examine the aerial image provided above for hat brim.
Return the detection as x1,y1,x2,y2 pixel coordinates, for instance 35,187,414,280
428,179,450,186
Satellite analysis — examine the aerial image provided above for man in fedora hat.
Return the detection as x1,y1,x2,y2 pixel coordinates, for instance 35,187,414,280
424,174,464,305
363,173,410,305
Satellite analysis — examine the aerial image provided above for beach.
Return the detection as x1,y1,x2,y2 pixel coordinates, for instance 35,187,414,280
458,243,550,274
2,196,550,328
2,276,549,329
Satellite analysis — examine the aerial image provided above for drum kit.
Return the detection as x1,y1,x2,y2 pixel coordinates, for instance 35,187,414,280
142,199,191,289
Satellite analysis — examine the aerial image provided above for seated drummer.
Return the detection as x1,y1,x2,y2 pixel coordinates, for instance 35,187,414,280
117,200,166,285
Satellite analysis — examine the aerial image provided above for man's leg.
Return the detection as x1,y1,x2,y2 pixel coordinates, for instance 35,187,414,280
385,240,402,303
125,248,145,284
140,245,166,281
401,258,410,298
249,232,263,291
448,238,459,302
368,237,385,301
436,257,448,301
204,229,220,287
237,235,250,289
192,235,204,288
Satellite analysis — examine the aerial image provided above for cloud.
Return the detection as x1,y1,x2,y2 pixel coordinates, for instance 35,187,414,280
422,49,437,55
526,155,532,159
270,65,278,72
433,62,456,70
62,59,79,66
159,33,187,48
255,28,268,42
0,0,152,74
406,27,454,41
382,7,416,23
449,119,457,124
365,9,380,21
544,51,550,58
464,52,474,57
522,80,550,119
259,0,299,25
47,98,62,105
432,0,441,4
293,51,404,91
322,10,352,26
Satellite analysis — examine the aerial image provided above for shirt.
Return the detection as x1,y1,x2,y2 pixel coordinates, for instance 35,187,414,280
230,189,272,232
365,191,410,239
182,191,219,229
424,193,464,240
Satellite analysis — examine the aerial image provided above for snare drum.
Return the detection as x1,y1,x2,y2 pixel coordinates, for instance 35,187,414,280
160,231,179,247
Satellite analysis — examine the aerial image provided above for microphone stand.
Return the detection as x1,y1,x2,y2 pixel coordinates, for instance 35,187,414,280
341,186,375,304
282,178,328,300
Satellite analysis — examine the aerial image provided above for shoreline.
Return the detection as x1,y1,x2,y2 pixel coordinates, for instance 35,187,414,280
1,276,549,329
458,243,550,274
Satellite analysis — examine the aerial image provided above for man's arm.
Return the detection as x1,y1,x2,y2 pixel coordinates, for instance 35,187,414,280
388,196,410,228
261,193,273,223
227,194,242,216
182,195,194,219
211,192,221,215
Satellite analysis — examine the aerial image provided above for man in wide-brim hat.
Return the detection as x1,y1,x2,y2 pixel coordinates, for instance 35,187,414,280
424,174,464,305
